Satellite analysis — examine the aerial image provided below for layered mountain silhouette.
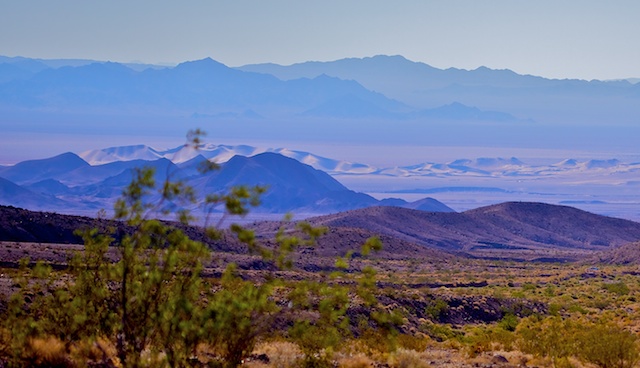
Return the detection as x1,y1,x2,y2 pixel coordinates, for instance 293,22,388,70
0,177,70,211
198,153,378,213
0,152,90,184
240,55,568,95
0,55,541,123
239,55,640,125
409,102,524,122
2,54,639,158
0,57,410,119
0,151,452,216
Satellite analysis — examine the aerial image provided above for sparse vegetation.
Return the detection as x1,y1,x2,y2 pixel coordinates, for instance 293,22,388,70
1,131,640,367
0,131,394,367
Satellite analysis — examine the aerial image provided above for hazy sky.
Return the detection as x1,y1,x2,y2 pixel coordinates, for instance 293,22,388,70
1,1,639,80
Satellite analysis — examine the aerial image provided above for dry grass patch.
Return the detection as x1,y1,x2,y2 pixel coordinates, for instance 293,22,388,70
69,337,119,367
252,340,303,368
336,353,375,368
388,348,431,368
25,336,72,367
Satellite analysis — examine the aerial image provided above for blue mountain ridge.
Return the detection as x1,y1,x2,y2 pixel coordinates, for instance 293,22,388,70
0,55,532,122
0,177,71,210
238,55,639,125
0,151,453,216
0,57,410,119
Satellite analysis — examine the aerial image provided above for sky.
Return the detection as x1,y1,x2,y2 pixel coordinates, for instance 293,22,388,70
1,0,639,81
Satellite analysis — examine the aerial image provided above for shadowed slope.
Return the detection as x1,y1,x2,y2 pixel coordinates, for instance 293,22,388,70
305,202,640,260
464,202,640,248
592,241,640,265
201,152,379,212
0,205,453,262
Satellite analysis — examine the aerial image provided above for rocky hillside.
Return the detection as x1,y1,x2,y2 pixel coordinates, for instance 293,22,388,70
0,205,446,262
305,202,640,261
4,201,640,263
591,241,640,265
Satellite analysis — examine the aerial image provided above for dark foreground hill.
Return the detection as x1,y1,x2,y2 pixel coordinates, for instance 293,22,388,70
305,202,640,261
3,201,640,263
463,202,640,248
0,205,244,253
0,205,449,263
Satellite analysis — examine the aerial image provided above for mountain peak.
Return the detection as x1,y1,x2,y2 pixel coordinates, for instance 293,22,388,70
0,152,88,185
80,145,163,165
73,62,134,74
173,58,232,75
38,152,89,167
368,54,412,63
202,152,379,213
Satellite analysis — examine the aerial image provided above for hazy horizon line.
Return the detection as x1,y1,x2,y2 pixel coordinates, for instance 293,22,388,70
4,53,639,82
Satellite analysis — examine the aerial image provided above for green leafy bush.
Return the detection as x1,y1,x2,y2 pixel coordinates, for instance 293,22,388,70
517,316,639,368
603,281,630,296
425,299,449,321
578,321,639,368
498,313,519,332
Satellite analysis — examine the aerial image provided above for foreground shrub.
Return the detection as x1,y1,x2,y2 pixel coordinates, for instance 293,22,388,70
516,316,578,360
202,265,276,367
578,321,639,368
465,325,516,358
517,316,639,368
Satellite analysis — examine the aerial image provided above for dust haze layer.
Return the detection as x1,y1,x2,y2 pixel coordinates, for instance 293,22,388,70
1,55,638,221
1,55,639,165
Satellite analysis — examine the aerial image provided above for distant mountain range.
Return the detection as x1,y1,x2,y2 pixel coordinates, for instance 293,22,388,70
239,55,640,125
0,56,411,120
77,143,640,181
76,143,640,178
0,54,538,123
7,54,637,124
3,142,640,218
0,148,454,216
3,54,639,165
78,143,378,174
0,55,168,74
